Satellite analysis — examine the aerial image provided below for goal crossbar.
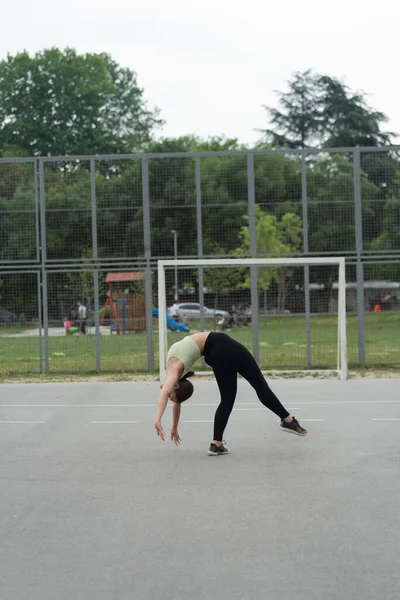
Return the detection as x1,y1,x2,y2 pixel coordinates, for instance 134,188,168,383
157,257,348,381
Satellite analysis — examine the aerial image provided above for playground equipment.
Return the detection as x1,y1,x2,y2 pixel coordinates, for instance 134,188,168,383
152,308,190,332
100,294,124,334
109,299,128,334
100,273,147,334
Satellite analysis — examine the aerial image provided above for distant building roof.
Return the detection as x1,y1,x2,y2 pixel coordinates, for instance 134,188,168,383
333,281,400,290
106,272,145,283
296,281,400,291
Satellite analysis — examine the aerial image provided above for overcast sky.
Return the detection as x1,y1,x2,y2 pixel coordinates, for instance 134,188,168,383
2,0,400,146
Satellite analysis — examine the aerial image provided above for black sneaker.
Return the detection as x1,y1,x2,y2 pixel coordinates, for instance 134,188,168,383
280,416,308,436
208,441,230,456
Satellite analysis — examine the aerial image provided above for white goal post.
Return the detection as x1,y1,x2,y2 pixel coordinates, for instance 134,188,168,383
157,257,348,381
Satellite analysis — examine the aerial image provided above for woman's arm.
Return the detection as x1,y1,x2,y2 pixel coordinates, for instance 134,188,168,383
155,363,182,441
170,402,182,446
172,402,181,428
155,387,171,423
155,386,173,441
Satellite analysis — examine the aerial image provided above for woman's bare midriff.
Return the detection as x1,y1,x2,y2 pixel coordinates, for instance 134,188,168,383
189,331,211,354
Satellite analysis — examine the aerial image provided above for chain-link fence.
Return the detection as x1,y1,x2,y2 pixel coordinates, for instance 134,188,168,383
0,147,399,375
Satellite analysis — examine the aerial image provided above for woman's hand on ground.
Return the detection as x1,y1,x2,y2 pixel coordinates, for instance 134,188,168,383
155,420,165,441
170,427,181,447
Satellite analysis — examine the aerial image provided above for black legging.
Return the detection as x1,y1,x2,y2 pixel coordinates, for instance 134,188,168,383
203,332,290,441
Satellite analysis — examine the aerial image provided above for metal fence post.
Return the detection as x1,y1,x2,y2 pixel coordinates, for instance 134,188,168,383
90,158,100,372
195,156,206,334
34,160,40,263
301,154,312,366
247,152,259,362
36,270,43,373
142,157,154,371
354,148,365,367
34,160,43,373
38,158,49,372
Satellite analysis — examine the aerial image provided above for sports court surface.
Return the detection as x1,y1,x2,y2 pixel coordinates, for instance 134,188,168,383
1,378,399,600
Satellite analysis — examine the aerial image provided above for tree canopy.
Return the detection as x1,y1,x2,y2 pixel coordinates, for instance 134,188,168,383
259,69,395,149
0,48,164,157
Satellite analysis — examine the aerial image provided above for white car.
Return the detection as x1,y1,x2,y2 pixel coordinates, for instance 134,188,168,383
168,303,229,320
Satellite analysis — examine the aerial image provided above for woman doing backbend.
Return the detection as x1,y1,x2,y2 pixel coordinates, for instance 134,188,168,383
155,332,307,455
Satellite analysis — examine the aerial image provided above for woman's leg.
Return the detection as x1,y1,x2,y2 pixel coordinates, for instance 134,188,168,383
239,356,308,435
204,333,307,439
243,366,290,419
204,333,288,419
233,345,290,420
212,367,238,442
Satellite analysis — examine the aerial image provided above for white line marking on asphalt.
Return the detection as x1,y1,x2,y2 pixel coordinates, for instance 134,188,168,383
283,401,400,406
371,418,400,421
278,419,325,422
2,400,400,408
0,403,216,407
0,420,44,424
183,420,213,423
235,407,301,411
90,421,138,424
0,404,152,408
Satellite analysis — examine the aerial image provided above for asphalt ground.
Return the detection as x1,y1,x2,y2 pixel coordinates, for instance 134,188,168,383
0,379,399,600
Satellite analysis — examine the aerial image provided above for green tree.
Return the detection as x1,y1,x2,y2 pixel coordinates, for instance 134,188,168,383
44,168,92,260
253,153,302,220
0,180,37,261
370,199,400,253
0,273,38,319
259,70,394,148
145,136,248,259
307,154,380,254
259,70,321,148
319,75,393,147
146,135,242,154
95,159,143,258
276,213,302,311
0,48,164,156
201,152,248,255
235,205,302,311
65,249,106,319
359,151,400,241
203,242,246,308
305,154,381,308
365,196,400,280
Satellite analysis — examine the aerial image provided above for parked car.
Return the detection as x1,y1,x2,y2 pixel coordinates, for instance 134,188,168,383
265,308,291,315
167,303,229,320
0,310,19,324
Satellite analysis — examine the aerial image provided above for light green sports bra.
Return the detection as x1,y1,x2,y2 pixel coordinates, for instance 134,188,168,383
167,337,201,376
